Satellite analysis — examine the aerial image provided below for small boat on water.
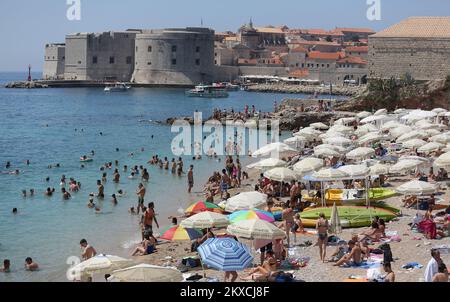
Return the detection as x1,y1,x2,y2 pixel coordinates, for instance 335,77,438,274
213,82,240,91
104,83,131,92
186,84,229,98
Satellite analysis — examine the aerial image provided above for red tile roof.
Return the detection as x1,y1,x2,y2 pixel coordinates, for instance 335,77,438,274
336,56,367,65
307,51,344,60
238,58,257,65
335,28,375,34
291,46,308,53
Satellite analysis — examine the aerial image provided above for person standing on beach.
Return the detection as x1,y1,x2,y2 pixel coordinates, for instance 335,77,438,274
425,249,442,282
316,213,329,263
187,165,194,193
80,239,97,261
136,183,146,214
143,202,159,234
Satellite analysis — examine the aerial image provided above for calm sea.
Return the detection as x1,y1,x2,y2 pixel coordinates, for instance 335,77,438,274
0,72,342,281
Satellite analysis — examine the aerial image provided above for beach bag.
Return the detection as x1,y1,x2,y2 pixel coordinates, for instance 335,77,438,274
274,272,294,282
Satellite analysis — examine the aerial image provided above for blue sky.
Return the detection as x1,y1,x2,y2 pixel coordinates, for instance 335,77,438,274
0,0,446,71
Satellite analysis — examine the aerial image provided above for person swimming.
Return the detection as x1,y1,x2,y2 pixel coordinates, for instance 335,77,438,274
12,208,17,214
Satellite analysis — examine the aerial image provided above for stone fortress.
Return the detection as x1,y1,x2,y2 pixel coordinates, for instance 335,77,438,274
42,17,450,86
369,16,450,81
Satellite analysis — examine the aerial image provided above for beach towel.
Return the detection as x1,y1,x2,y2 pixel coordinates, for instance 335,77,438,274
401,262,423,269
343,261,382,269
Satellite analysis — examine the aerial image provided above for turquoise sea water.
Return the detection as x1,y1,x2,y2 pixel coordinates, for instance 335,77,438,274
0,72,343,281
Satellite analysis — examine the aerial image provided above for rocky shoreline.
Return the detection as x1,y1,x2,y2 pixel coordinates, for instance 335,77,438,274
246,83,365,96
164,98,356,131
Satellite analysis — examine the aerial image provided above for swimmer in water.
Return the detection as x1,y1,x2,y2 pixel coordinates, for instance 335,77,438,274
12,208,18,214
117,189,125,197
87,198,95,208
45,177,50,182
6,161,11,168
22,190,27,197
116,148,119,152
91,150,95,156
129,207,136,214
111,194,118,205
30,189,34,196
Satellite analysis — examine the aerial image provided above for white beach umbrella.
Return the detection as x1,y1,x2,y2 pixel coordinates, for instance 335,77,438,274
432,108,447,114
314,148,341,158
68,254,133,277
390,126,413,138
283,136,307,147
424,129,442,137
310,122,329,130
394,108,407,114
227,219,285,240
356,111,372,119
395,180,437,196
374,109,388,116
329,203,342,235
430,133,450,144
329,125,354,134
390,159,424,174
111,264,183,282
294,127,322,138
334,117,356,125
369,163,390,175
355,124,378,136
314,144,346,153
247,158,287,170
346,147,375,160
251,142,296,157
396,131,427,143
338,165,369,177
323,136,352,146
417,142,444,154
263,167,297,182
225,192,268,212
360,115,386,124
381,121,403,131
401,110,437,122
402,139,427,149
312,168,350,180
435,152,450,169
399,155,429,163
319,131,345,140
180,211,230,229
292,157,324,175
358,132,384,145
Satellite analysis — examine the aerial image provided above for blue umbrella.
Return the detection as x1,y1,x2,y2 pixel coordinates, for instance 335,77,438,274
197,238,253,272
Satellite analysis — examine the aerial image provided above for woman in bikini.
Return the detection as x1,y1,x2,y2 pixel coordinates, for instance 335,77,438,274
281,202,295,247
316,213,329,263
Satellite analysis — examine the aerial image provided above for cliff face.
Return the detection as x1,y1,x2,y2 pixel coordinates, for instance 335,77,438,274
334,77,450,112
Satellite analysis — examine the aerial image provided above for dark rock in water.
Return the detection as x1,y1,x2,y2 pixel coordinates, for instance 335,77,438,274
5,81,48,89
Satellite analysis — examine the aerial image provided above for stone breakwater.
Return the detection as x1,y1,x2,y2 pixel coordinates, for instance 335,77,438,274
5,81,49,88
246,83,365,96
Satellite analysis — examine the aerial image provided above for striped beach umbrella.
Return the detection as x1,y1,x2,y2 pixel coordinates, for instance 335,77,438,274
197,238,253,271
228,209,275,224
185,201,223,216
159,225,202,241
